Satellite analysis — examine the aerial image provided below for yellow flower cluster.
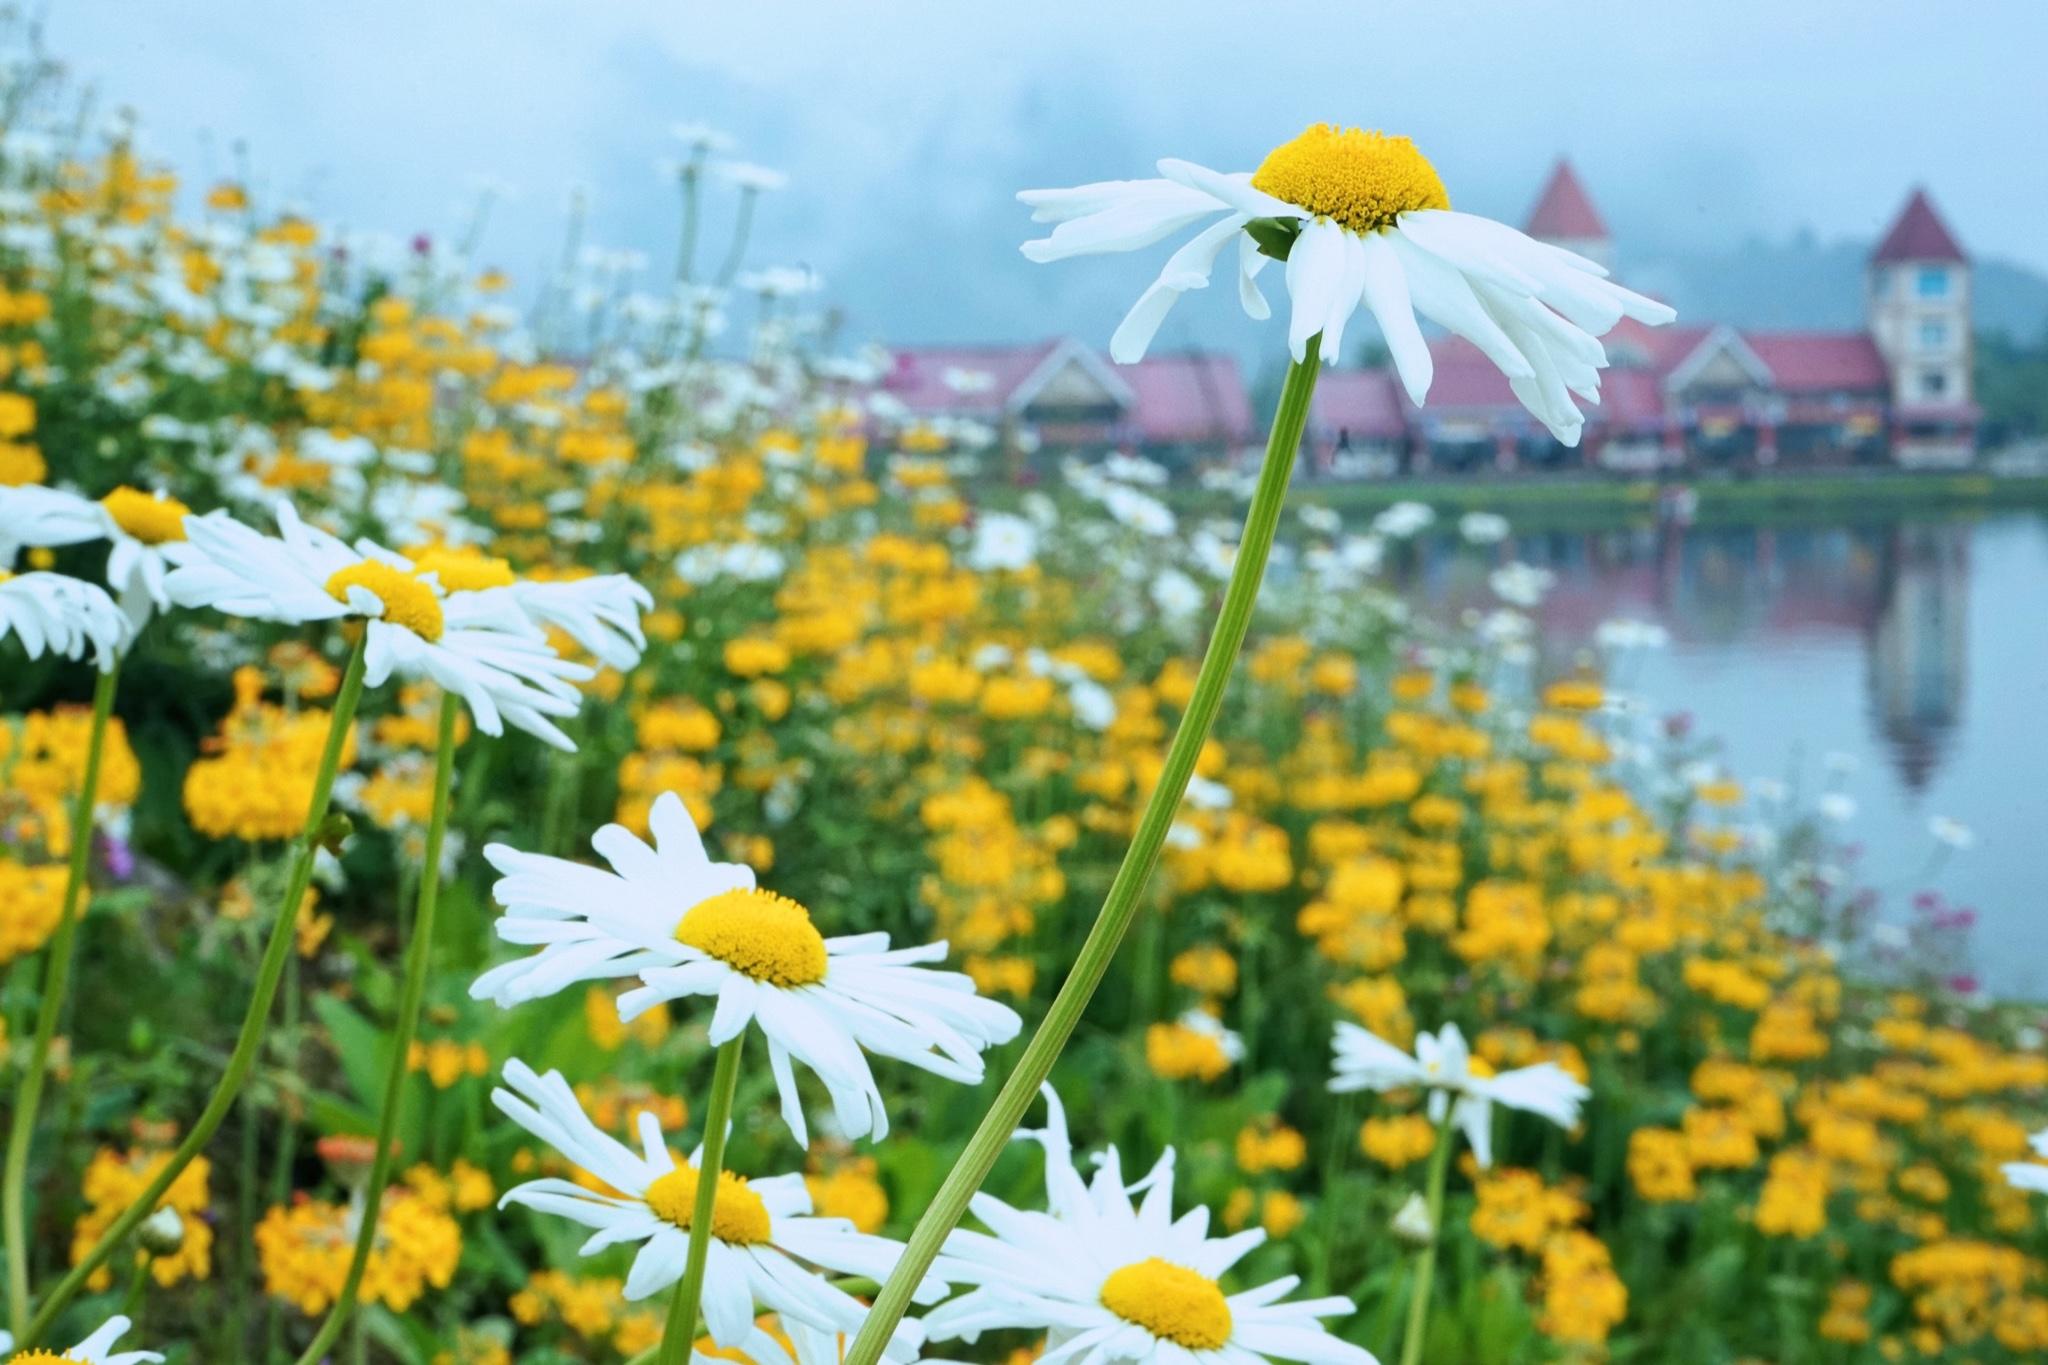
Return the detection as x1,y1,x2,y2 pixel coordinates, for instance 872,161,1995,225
509,1269,664,1355
2,703,142,856
407,1037,490,1089
70,1148,213,1290
1144,1014,1235,1083
0,860,65,963
804,1157,890,1233
254,1185,461,1315
183,667,359,841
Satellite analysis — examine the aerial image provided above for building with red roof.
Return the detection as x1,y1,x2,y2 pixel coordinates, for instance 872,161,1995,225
869,337,1253,472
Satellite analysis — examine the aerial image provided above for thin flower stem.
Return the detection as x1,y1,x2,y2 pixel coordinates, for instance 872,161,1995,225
19,633,368,1348
842,336,1324,1365
1397,1113,1458,1365
292,691,460,1365
675,158,703,286
4,659,120,1329
713,188,759,288
659,1033,747,1365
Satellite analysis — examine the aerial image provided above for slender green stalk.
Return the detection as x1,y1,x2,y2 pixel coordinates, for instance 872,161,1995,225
713,187,759,288
292,691,459,1365
659,1034,747,1365
1312,1090,1358,1294
1397,1114,1457,1365
842,337,1324,1365
674,159,703,286
4,660,119,1328
116,1250,150,1323
19,634,368,1348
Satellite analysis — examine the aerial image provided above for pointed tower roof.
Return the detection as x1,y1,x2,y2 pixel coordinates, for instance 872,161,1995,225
1872,189,1966,264
1525,160,1608,241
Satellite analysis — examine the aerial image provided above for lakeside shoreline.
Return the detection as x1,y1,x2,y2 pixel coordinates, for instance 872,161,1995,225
1180,469,2048,527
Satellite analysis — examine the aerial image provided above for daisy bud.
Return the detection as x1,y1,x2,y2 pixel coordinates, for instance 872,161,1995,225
315,811,355,855
1390,1192,1435,1249
138,1206,185,1257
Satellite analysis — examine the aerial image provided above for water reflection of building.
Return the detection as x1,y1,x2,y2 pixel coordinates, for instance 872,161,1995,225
1312,167,1979,475
1868,523,1969,790
1395,517,1970,787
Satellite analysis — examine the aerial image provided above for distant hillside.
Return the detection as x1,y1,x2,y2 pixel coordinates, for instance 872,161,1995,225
1632,232,2048,341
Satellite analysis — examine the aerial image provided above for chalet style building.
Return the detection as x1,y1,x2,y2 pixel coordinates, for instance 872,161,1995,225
873,167,1978,476
1310,166,1979,475
866,338,1251,473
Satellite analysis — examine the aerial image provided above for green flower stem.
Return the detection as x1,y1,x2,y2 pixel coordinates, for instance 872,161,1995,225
1397,1113,1458,1365
4,658,120,1330
292,690,459,1365
659,1033,748,1365
713,188,760,289
20,632,368,1348
842,336,1324,1365
675,157,704,286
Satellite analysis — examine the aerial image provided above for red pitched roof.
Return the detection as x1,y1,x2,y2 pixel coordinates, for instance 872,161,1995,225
1742,332,1890,393
1871,189,1966,265
878,341,1249,445
1524,161,1608,242
1122,352,1252,444
879,341,1063,416
1310,368,1406,439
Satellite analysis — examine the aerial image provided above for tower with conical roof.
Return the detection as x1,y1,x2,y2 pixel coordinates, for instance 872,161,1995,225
1524,160,1612,271
1867,190,1971,411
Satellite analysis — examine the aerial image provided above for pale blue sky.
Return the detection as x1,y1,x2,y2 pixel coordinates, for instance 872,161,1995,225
47,2,2048,348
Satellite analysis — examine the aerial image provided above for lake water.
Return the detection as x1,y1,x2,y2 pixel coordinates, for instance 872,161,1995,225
1389,509,2048,999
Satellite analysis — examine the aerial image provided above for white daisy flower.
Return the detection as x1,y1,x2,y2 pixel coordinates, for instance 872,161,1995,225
408,547,654,671
2003,1129,2048,1194
163,501,591,749
1019,124,1675,443
472,792,1022,1144
0,568,129,671
966,512,1039,573
491,1059,947,1341
1329,1022,1587,1169
925,1087,1377,1365
0,483,194,627
0,1315,162,1365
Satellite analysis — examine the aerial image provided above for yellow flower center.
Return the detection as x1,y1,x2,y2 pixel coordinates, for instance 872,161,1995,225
324,561,446,641
412,548,518,593
1099,1258,1234,1350
642,1165,774,1244
100,485,190,544
675,888,828,988
7,1352,89,1365
1250,125,1450,235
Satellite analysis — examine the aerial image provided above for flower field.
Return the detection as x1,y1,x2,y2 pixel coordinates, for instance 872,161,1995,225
4,29,2048,1365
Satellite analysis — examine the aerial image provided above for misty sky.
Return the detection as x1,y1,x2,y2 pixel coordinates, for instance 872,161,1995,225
46,2,2048,354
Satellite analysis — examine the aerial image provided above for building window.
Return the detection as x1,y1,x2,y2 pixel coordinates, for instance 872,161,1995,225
1916,266,1949,298
1918,319,1948,349
1921,369,1948,399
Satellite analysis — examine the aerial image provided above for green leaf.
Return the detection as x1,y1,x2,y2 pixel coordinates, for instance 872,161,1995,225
1245,216,1301,262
